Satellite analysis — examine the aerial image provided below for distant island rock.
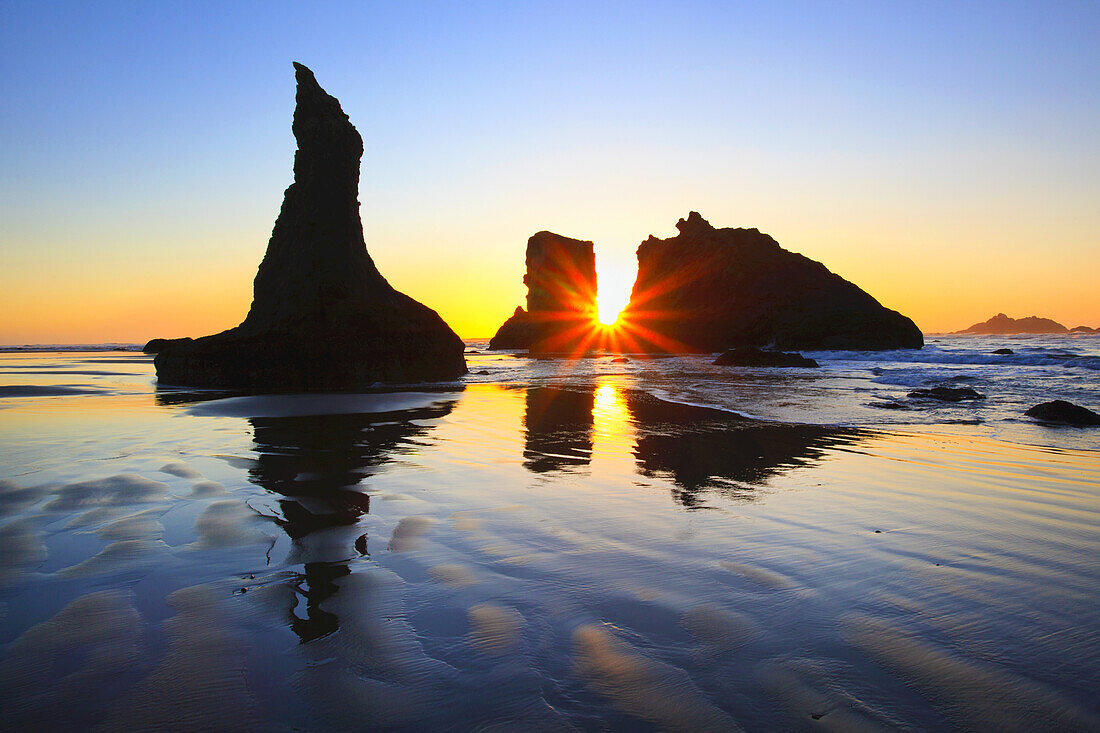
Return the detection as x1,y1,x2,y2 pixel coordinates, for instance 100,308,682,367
488,212,923,354
489,232,597,352
1025,400,1100,426
153,63,466,389
1069,325,1099,334
713,347,819,368
956,313,1068,335
621,213,923,352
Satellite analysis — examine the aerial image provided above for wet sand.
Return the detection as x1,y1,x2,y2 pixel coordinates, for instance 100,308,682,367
0,352,1098,730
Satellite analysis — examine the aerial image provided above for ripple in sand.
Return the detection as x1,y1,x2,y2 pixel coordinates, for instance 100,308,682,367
297,668,431,729
159,461,202,479
66,506,126,528
718,560,792,589
681,604,755,653
0,590,145,728
96,508,165,542
572,624,741,732
46,473,168,512
761,657,905,731
104,584,259,732
468,603,523,653
841,614,1100,731
451,512,482,531
0,518,47,581
429,563,477,588
189,480,226,497
58,538,171,577
388,516,432,552
0,480,46,517
190,500,271,548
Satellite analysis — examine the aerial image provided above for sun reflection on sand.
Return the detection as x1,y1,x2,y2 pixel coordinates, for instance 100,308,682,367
592,381,635,459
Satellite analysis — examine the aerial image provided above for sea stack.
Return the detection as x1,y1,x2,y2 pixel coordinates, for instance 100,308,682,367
489,232,598,352
956,313,1069,334
154,63,466,389
620,213,923,351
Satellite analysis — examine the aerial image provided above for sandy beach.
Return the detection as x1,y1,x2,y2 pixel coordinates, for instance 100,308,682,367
0,346,1097,730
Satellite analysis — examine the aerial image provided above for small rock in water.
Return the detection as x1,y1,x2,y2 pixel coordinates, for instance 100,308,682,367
714,347,819,368
354,533,369,556
1025,400,1100,426
908,386,985,402
611,357,629,363
992,348,1014,355
867,400,910,411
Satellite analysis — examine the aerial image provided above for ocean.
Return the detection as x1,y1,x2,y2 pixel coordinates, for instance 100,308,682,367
0,334,1097,730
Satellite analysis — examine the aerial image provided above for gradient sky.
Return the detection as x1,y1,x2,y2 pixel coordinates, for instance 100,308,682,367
2,1,1097,343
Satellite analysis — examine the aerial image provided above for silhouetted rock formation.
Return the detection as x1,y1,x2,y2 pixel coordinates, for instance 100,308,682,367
957,313,1067,334
908,386,985,402
143,337,191,354
621,213,923,352
1069,325,1099,334
714,347,819,368
489,232,597,352
992,348,1014,355
1025,400,1100,426
153,63,466,389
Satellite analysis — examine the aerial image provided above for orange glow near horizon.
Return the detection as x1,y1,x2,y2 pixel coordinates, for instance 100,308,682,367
595,254,636,326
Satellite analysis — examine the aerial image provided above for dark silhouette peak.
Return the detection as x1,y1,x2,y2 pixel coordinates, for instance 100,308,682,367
243,64,382,332
289,63,363,186
529,230,592,249
676,211,714,237
489,230,597,351
153,64,466,389
624,214,923,351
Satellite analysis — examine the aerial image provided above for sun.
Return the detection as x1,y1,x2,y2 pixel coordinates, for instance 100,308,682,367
596,257,635,326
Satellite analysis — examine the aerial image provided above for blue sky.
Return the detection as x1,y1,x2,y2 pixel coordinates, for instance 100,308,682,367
2,1,1097,340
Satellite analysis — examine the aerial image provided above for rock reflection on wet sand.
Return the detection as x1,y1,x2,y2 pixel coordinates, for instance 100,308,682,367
0,379,1098,730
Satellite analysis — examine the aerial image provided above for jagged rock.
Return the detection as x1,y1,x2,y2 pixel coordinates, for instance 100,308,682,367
957,313,1068,334
992,348,1014,355
143,338,192,354
621,213,923,352
908,387,985,402
489,232,597,352
153,63,465,389
714,347,819,368
1025,400,1100,426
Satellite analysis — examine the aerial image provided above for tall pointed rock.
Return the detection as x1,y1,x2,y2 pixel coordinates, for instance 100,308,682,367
154,63,466,389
